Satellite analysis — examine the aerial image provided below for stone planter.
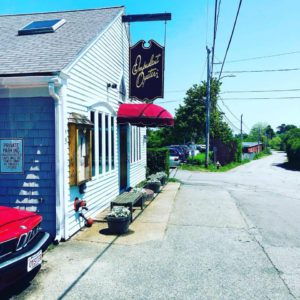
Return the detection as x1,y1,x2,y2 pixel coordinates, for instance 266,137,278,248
107,215,131,234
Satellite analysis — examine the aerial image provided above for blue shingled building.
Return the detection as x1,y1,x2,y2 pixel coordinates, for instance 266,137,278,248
0,7,148,240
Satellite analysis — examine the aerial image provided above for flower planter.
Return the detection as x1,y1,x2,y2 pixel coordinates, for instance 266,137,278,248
145,181,161,193
107,215,131,234
159,176,167,185
143,188,154,201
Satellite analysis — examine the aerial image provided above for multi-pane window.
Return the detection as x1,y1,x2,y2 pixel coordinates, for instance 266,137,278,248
90,111,115,177
105,115,109,172
90,111,95,176
98,113,103,174
138,128,141,160
131,126,142,163
111,116,115,170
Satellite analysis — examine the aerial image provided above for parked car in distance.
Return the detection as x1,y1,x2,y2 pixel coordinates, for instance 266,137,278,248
169,148,181,167
168,146,186,162
0,206,51,291
171,145,190,161
197,144,206,152
187,144,199,157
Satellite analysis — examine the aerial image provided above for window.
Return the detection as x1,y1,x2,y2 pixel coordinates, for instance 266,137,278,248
133,127,136,162
105,115,109,172
90,112,95,176
18,19,66,35
111,117,115,170
98,113,103,174
89,111,115,176
131,126,142,163
139,128,141,160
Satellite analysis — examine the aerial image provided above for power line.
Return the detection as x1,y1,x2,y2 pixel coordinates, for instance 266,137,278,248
218,67,300,74
205,0,209,45
166,87,300,94
217,104,241,132
216,0,222,30
158,96,300,104
219,99,250,131
211,0,219,74
220,99,243,122
221,96,300,100
218,0,243,80
221,88,300,94
214,50,300,64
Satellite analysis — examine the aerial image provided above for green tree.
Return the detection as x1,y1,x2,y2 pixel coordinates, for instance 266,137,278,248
147,79,237,163
283,128,300,167
147,128,174,148
276,124,297,135
246,122,268,142
265,125,275,140
173,79,233,144
269,136,282,150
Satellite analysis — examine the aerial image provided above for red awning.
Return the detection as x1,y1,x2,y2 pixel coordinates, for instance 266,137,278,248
117,103,174,127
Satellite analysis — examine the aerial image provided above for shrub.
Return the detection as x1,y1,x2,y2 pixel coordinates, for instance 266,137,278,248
234,138,242,162
147,148,170,176
187,153,206,165
269,136,282,150
284,128,300,168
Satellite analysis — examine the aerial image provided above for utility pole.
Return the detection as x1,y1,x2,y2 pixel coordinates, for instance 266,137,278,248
240,114,243,161
205,47,211,168
240,114,243,142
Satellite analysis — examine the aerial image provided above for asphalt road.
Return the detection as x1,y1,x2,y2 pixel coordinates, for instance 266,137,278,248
3,151,300,299
174,151,300,299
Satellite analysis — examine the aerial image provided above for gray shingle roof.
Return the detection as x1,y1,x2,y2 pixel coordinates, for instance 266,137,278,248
0,7,124,75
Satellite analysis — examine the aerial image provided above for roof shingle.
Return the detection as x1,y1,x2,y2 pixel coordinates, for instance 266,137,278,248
0,7,123,75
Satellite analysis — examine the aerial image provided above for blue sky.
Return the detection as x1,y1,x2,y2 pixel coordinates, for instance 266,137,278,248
1,0,300,133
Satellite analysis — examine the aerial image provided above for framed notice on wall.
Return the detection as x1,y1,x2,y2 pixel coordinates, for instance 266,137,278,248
0,139,24,173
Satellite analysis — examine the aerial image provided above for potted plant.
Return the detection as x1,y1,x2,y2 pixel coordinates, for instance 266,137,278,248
156,171,167,185
145,178,161,193
107,206,131,234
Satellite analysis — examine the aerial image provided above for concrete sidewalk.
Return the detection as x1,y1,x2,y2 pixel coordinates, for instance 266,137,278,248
74,183,180,245
6,179,295,300
8,183,180,300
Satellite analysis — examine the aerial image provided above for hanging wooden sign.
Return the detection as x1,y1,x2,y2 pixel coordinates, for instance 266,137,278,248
129,40,164,102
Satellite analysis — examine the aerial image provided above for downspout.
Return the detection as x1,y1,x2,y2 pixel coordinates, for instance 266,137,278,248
48,78,65,243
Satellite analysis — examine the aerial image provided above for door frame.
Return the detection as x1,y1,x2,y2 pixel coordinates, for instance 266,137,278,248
118,124,130,193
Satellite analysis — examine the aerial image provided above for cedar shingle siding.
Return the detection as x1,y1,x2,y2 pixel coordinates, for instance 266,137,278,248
0,97,56,235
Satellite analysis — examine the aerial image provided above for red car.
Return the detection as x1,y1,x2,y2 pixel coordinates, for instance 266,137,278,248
0,206,51,291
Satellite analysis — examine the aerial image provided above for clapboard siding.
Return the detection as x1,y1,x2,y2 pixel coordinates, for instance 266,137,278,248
63,14,143,238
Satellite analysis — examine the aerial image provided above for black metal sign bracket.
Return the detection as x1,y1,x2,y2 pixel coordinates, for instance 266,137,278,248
122,13,171,23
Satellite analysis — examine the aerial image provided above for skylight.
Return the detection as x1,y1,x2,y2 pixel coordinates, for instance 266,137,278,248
18,19,66,35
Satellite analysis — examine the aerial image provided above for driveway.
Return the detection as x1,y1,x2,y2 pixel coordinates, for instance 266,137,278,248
3,151,299,299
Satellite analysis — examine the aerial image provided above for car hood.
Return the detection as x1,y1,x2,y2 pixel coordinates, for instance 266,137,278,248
0,206,42,243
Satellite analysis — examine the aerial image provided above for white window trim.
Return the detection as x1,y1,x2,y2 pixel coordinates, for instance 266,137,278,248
90,108,117,179
130,126,143,165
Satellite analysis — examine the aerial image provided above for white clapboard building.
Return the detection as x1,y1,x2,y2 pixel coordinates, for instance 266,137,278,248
0,6,164,240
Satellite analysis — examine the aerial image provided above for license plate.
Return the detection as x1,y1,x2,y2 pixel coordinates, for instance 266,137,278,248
27,250,42,272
